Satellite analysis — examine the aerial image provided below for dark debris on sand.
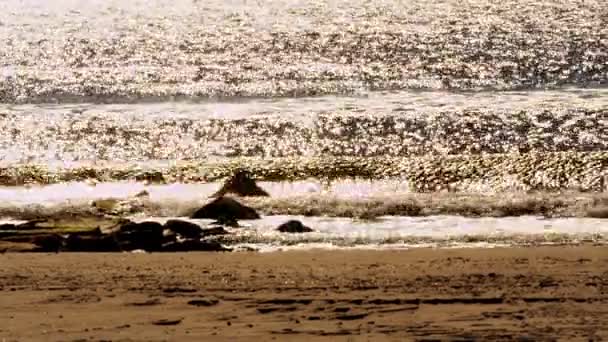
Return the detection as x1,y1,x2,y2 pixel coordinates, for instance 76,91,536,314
0,217,233,253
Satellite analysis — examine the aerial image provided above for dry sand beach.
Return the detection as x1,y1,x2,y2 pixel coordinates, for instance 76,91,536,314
0,0,608,340
1,247,607,341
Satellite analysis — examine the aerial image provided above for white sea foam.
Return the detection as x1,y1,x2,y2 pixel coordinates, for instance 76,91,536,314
0,178,606,251
0,179,414,205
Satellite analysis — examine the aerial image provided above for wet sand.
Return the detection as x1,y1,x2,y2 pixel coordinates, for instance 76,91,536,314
1,246,607,341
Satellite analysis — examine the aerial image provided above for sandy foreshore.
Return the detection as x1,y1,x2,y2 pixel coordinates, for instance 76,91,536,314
1,246,606,341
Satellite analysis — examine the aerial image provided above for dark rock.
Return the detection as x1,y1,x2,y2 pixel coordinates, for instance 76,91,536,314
113,221,165,251
0,224,16,231
211,169,269,197
32,234,64,252
0,232,16,239
276,220,314,233
201,227,231,237
210,216,240,227
164,220,203,239
191,196,260,220
119,221,163,233
64,234,120,252
161,239,231,252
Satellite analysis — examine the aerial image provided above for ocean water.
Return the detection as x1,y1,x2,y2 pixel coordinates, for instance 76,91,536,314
1,88,607,163
0,0,607,249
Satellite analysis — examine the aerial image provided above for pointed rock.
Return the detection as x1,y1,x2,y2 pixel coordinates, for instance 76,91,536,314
211,170,269,197
191,196,260,220
276,220,314,233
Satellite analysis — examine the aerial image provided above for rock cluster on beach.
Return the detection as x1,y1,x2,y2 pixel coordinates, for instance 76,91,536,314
0,173,315,253
0,212,315,253
0,217,232,253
